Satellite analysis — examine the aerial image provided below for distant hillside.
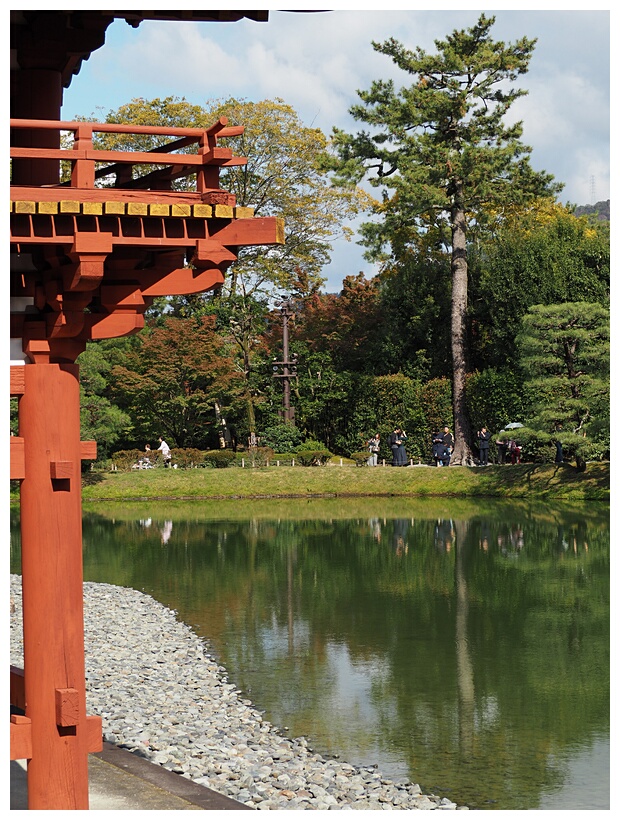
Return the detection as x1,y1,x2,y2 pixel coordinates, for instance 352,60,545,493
574,199,610,221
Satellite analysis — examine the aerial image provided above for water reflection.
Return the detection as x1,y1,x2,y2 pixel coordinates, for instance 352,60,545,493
10,499,609,810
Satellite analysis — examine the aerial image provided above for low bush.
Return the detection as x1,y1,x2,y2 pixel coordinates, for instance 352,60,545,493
250,447,275,467
110,449,144,470
171,448,206,468
350,451,371,466
203,449,237,468
295,448,332,466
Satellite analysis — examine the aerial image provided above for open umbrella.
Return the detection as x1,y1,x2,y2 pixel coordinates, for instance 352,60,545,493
504,422,524,430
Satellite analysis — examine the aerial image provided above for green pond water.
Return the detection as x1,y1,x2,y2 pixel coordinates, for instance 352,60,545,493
10,497,610,810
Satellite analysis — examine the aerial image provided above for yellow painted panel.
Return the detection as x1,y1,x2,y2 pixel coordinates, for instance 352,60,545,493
127,202,148,216
83,202,103,215
234,206,255,219
214,204,234,219
149,204,170,216
38,201,59,214
193,204,213,218
104,202,125,215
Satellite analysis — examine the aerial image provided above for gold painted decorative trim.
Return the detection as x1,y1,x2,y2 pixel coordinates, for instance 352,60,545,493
104,202,125,215
60,201,81,213
83,203,103,215
193,204,213,218
10,201,255,220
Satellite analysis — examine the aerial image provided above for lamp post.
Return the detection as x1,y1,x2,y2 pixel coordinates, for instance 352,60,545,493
273,299,297,424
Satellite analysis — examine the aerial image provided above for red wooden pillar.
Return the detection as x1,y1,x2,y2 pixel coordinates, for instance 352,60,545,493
19,363,90,809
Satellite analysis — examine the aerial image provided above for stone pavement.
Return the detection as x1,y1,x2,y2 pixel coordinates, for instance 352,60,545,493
10,741,252,810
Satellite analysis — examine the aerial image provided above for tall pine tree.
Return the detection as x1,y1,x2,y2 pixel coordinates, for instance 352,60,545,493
329,14,562,464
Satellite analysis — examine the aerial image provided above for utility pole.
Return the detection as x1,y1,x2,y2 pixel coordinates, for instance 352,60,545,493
273,298,298,424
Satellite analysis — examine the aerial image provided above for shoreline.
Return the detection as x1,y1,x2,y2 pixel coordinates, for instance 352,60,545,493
10,575,465,811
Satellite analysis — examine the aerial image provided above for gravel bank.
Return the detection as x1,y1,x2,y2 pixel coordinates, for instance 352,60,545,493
10,575,464,810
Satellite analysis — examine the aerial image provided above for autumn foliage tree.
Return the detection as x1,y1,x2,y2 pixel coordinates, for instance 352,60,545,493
109,316,240,449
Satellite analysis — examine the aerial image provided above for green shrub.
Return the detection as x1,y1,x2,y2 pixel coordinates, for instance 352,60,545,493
350,451,371,466
259,424,304,452
203,449,236,468
296,438,326,452
171,448,206,468
295,448,332,466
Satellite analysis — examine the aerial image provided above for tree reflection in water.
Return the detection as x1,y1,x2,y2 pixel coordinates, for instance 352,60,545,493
10,499,610,810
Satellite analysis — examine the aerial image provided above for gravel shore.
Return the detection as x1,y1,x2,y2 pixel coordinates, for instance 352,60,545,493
10,575,464,810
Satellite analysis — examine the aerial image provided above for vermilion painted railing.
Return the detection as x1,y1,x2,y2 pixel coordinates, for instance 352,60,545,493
9,117,246,194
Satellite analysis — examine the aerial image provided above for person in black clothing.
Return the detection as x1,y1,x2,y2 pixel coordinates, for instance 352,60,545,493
441,426,453,466
388,427,406,466
477,426,492,465
431,430,445,467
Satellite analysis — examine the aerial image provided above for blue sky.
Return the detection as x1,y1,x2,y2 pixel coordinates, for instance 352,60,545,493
59,4,612,293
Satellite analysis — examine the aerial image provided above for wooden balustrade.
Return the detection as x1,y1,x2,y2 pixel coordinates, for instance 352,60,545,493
10,117,247,197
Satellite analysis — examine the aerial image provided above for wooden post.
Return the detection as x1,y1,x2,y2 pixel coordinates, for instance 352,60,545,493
19,363,90,809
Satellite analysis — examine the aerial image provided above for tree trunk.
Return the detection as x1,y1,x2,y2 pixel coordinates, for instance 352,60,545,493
449,196,475,466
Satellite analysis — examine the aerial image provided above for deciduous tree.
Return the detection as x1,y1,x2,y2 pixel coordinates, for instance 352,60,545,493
109,316,240,449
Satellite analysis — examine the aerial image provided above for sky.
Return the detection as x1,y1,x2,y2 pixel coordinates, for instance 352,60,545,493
55,4,612,294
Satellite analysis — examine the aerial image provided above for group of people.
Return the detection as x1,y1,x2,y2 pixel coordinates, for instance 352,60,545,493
366,423,526,468
366,427,410,467
367,425,455,467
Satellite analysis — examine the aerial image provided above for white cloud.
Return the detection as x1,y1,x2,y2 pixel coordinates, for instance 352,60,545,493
60,9,611,291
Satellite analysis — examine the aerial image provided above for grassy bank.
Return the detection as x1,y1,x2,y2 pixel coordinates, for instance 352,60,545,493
74,461,610,503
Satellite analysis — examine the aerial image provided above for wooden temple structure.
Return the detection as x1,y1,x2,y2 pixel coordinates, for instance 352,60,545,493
9,10,282,809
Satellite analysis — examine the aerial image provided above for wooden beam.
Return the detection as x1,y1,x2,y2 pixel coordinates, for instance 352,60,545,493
213,216,285,246
10,366,26,396
11,715,33,761
80,441,97,461
10,665,26,711
10,437,25,480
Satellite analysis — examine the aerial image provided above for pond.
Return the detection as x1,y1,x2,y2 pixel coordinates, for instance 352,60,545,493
10,497,609,810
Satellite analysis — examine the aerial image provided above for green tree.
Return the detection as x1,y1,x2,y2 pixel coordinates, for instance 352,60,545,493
77,343,132,458
376,249,452,381
469,200,610,369
329,14,562,464
516,302,610,468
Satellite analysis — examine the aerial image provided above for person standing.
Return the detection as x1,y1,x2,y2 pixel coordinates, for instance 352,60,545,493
477,426,492,465
157,437,172,467
432,429,445,467
396,429,408,466
388,427,403,467
367,433,381,466
495,437,508,464
441,426,453,466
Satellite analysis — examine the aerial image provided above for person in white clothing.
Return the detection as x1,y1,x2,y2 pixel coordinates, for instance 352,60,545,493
157,437,172,467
